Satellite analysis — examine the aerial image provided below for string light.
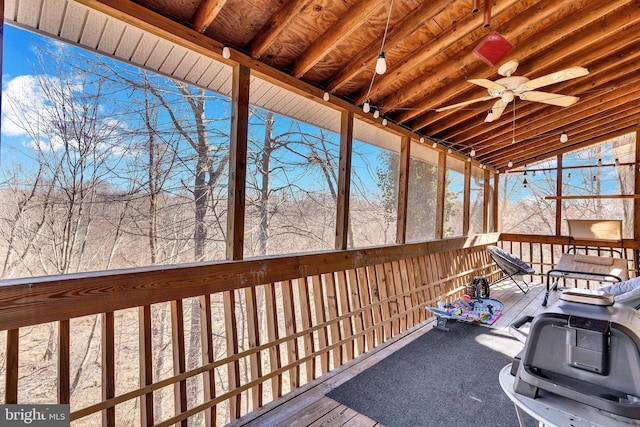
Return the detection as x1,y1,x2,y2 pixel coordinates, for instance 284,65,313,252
222,45,231,59
507,160,513,168
615,158,620,167
523,178,528,188
323,91,330,102
560,131,568,143
374,110,380,119
382,118,388,126
363,100,371,113
468,157,472,162
597,158,602,167
470,148,476,157
376,52,387,75
432,142,437,148
419,136,425,143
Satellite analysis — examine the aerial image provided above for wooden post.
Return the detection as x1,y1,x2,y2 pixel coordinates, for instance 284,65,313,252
483,169,490,233
492,172,499,232
335,110,353,250
396,136,410,244
634,129,640,272
463,160,471,236
226,64,250,260
435,151,446,239
138,306,154,426
58,320,70,405
556,154,563,236
102,312,116,427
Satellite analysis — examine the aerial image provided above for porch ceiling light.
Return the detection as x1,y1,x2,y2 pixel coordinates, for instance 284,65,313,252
560,131,568,143
376,52,387,75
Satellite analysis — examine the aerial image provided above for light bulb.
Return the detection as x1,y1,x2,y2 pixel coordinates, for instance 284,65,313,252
485,110,494,122
419,136,425,143
447,148,452,154
363,100,370,113
222,45,231,59
615,158,620,167
468,157,472,162
432,142,437,148
507,160,513,168
523,178,528,188
375,52,387,75
373,110,380,119
382,118,388,126
560,131,568,143
470,148,476,157
323,91,330,102
597,158,602,167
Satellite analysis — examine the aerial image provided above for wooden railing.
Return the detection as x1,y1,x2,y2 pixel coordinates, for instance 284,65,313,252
0,233,500,426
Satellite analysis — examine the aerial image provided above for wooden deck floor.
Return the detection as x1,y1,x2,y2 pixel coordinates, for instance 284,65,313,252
229,276,552,427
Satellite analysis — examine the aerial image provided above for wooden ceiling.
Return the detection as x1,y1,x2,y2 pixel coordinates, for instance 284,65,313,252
71,1,640,169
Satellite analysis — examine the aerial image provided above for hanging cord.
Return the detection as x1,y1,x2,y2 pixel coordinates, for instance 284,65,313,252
364,0,395,103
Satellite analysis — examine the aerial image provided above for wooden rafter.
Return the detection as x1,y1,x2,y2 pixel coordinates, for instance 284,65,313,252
290,0,387,78
191,0,230,33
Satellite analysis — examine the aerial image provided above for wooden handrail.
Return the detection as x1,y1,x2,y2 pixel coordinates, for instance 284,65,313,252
0,233,501,425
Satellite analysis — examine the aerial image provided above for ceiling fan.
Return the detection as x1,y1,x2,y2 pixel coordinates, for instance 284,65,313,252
436,60,589,121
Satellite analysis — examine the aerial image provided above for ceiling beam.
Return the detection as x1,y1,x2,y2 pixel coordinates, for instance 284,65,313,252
324,0,456,93
386,0,627,122
247,0,314,58
351,0,527,105
290,0,387,78
191,0,230,33
446,45,640,148
414,6,640,136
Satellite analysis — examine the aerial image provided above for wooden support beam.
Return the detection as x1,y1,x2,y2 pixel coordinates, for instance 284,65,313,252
170,301,188,427
463,160,471,236
226,64,250,260
492,173,499,232
291,0,386,78
435,151,447,239
634,129,640,273
555,154,563,236
138,306,154,427
191,0,229,33
58,320,70,404
326,0,455,93
102,312,116,427
483,169,490,233
335,111,353,250
248,0,314,58
396,136,410,244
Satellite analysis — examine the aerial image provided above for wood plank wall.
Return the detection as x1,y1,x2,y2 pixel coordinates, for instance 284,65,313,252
0,234,499,426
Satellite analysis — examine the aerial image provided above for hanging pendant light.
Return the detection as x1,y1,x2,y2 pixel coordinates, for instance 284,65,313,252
560,131,568,143
375,52,387,75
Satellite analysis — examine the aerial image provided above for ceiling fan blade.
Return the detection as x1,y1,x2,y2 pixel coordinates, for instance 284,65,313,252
523,66,589,90
488,99,509,121
519,91,579,106
435,95,494,112
467,78,506,90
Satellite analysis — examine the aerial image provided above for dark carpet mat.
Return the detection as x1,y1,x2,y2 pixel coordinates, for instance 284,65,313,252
327,321,536,427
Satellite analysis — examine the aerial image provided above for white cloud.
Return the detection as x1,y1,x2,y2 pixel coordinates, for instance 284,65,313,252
1,74,49,137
